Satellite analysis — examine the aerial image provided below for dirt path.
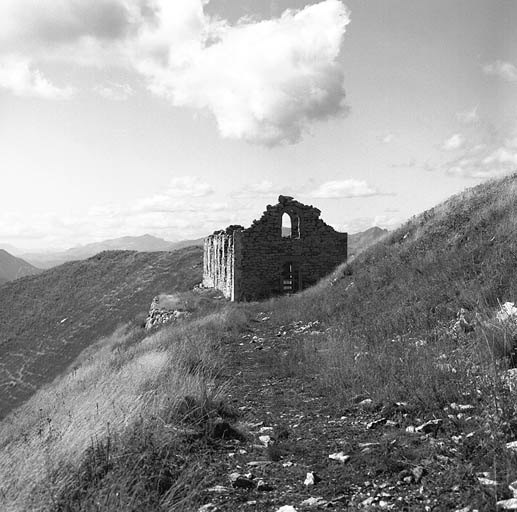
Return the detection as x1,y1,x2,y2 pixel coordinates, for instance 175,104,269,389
198,315,493,512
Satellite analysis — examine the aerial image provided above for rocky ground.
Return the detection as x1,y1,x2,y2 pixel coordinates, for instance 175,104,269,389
193,313,517,512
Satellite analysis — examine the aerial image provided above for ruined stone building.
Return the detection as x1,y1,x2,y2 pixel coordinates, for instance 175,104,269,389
202,195,347,301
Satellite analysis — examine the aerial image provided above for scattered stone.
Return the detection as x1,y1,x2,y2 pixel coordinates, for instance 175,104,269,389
358,398,373,408
509,481,517,498
304,472,321,486
300,497,329,507
449,403,475,412
198,504,220,512
358,442,380,449
412,466,426,484
506,441,517,452
497,498,517,510
361,497,375,507
259,435,272,446
367,418,387,429
229,472,255,489
207,485,229,493
415,419,443,434
247,460,272,467
329,451,350,463
256,479,274,491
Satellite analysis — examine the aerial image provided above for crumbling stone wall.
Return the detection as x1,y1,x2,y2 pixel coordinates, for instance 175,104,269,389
203,196,347,301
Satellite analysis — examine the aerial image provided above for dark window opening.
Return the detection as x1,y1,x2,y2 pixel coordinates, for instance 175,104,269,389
281,262,301,294
281,212,300,238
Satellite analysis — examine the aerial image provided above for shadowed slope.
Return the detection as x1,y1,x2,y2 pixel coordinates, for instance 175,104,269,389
0,249,40,284
0,246,203,419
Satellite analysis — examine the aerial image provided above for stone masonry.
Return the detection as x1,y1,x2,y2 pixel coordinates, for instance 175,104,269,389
203,196,347,301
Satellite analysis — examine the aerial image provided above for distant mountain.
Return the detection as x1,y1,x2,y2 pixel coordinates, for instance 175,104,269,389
348,226,389,258
22,234,206,268
0,250,41,285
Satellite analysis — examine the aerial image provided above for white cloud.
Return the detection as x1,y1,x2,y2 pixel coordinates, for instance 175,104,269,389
0,0,351,145
0,56,74,98
94,82,134,100
306,179,380,199
379,133,394,144
483,60,517,82
456,106,479,125
233,180,279,199
442,133,465,151
445,135,517,179
132,0,351,145
233,178,386,200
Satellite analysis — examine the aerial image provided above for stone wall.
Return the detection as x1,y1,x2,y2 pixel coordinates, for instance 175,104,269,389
202,227,241,299
203,196,347,301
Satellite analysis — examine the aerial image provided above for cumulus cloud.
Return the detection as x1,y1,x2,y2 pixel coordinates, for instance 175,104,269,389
483,60,517,82
307,179,379,198
0,0,351,145
0,0,151,48
134,0,351,145
442,133,465,151
0,56,74,98
445,135,517,179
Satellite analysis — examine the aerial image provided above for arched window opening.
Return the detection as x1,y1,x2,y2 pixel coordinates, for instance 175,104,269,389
281,212,300,239
281,213,292,238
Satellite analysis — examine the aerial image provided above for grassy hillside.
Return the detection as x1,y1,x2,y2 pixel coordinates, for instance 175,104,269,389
0,249,40,284
4,174,517,510
0,247,203,419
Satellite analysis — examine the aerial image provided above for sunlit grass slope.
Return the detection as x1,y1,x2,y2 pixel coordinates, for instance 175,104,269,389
0,307,246,511
0,247,203,420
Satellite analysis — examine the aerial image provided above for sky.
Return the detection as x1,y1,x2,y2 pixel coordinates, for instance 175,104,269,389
0,0,516,251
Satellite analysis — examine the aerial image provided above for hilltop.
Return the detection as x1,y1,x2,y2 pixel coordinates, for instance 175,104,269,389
0,249,40,285
4,175,517,510
0,246,203,420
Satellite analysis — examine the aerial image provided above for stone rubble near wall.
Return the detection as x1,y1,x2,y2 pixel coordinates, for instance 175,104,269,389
203,196,347,302
144,295,190,330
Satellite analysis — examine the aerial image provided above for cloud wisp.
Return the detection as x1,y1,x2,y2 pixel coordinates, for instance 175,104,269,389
483,60,517,83
233,178,389,200
0,0,352,145
442,133,465,151
445,136,517,179
0,56,74,98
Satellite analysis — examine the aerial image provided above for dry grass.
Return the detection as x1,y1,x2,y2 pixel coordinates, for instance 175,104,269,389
0,305,247,511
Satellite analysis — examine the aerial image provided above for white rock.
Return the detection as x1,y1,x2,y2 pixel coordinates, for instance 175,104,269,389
259,435,272,446
207,485,228,493
304,472,320,486
497,498,517,510
276,507,298,512
507,441,517,451
328,451,350,463
300,497,328,507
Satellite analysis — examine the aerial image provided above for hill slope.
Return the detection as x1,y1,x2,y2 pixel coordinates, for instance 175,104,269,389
347,226,388,258
4,175,517,511
0,246,203,419
0,250,40,284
